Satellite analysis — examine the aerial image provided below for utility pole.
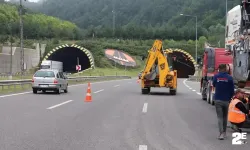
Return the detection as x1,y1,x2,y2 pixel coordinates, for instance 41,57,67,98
112,0,115,37
195,16,197,64
7,23,13,79
10,34,13,79
19,0,25,78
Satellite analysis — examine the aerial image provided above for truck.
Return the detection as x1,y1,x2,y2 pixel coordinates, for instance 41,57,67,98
199,47,233,105
224,1,250,127
225,2,250,89
40,60,63,72
140,39,177,95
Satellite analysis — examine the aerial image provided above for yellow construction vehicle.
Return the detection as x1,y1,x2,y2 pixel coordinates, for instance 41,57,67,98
140,39,177,95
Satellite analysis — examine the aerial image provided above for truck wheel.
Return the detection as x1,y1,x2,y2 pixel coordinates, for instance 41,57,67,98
238,81,246,88
201,86,207,100
211,98,215,105
206,84,211,104
170,89,176,95
141,87,150,94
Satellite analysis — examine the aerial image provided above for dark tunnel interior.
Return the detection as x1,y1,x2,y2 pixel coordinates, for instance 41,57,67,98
172,52,195,78
47,47,91,73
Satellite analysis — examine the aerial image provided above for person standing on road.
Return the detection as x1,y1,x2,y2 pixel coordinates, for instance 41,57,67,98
212,64,235,140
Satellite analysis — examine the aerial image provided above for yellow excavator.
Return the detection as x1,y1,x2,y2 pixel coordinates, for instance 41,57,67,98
140,39,177,95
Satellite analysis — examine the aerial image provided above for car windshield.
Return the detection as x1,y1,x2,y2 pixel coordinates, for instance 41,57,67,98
34,71,55,78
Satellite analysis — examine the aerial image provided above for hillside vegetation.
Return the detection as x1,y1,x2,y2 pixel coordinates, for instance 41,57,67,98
0,2,81,41
26,0,240,46
1,0,230,70
42,38,207,69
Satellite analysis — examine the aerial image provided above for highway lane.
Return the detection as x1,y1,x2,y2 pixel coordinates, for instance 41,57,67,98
0,78,249,149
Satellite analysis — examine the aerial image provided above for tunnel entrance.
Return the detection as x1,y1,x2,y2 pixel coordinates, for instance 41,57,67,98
167,49,196,78
43,44,94,73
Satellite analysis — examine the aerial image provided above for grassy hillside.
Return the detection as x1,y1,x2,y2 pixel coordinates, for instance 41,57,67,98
41,37,206,69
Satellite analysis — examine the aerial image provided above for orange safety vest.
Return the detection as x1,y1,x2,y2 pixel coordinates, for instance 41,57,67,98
228,99,246,123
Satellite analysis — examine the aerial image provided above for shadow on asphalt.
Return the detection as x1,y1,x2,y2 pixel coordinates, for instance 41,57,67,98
35,91,67,95
149,92,181,96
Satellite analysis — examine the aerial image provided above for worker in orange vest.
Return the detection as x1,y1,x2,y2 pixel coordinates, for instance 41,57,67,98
228,89,250,134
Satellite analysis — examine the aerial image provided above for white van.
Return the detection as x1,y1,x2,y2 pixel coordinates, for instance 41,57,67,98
41,60,63,72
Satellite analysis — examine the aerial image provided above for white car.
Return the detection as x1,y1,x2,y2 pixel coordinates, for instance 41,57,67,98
31,69,68,94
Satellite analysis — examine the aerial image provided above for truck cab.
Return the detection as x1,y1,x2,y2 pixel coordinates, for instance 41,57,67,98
200,47,233,105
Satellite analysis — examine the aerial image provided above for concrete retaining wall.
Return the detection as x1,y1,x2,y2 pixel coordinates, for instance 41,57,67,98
0,43,46,75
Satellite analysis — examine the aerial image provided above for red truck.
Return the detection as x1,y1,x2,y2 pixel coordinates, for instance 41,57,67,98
199,47,233,105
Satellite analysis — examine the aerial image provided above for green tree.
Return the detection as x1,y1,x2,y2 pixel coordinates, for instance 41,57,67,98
0,3,81,40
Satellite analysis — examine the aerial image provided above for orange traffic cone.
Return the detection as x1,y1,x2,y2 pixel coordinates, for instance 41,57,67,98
85,83,92,102
87,82,91,93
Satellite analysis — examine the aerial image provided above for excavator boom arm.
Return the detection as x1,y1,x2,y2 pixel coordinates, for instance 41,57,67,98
141,39,170,87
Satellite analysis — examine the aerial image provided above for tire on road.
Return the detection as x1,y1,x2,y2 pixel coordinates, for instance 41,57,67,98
141,87,150,94
33,88,37,94
170,88,176,95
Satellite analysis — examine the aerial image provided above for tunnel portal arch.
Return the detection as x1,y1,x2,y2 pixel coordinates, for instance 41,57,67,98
43,44,95,73
165,49,197,78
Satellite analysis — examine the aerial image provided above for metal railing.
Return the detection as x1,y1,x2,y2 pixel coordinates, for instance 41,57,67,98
0,76,131,91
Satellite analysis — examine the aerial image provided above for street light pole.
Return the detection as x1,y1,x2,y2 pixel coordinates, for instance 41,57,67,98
180,13,198,63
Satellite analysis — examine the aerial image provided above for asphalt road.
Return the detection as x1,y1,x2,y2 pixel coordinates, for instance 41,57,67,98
0,78,249,150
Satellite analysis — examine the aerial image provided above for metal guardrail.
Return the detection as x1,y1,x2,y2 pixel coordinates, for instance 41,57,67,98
187,75,201,82
0,76,131,91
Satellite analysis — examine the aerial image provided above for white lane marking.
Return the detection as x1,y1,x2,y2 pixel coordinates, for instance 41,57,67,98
94,89,104,93
69,78,131,87
0,92,31,98
183,79,188,87
0,78,133,98
114,85,120,87
47,100,73,110
139,145,147,150
184,79,200,93
142,103,148,113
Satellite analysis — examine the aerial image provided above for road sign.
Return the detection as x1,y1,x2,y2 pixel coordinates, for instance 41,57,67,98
76,65,81,71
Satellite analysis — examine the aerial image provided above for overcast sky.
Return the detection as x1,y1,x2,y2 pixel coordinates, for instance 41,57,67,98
28,0,39,2
5,0,40,2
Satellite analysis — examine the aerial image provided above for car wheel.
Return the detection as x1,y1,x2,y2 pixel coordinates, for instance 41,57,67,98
33,88,37,94
42,90,46,93
55,88,60,94
64,86,68,93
